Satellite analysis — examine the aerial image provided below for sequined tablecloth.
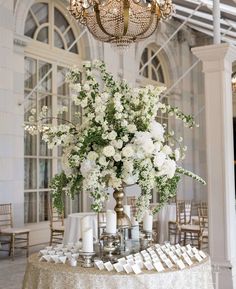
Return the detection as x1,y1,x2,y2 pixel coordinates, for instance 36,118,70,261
22,254,214,289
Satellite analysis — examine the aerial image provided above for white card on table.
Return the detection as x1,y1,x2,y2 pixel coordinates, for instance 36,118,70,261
59,256,67,264
170,255,179,264
127,259,135,266
182,254,193,266
118,257,127,265
95,260,105,270
181,246,187,253
132,264,142,274
187,250,194,258
134,253,142,258
165,243,171,248
153,262,165,272
192,247,198,254
134,256,143,262
141,250,148,256
175,249,182,257
164,258,174,269
39,250,48,256
114,263,124,272
104,261,113,271
135,260,144,269
175,244,181,249
152,256,160,263
150,252,158,258
186,244,192,251
159,253,167,261
194,253,203,262
123,264,133,274
126,255,134,260
177,259,186,270
51,255,59,263
155,244,161,249
144,261,154,270
144,255,151,261
199,250,207,259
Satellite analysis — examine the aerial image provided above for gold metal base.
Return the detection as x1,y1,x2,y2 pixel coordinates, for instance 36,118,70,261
113,188,131,228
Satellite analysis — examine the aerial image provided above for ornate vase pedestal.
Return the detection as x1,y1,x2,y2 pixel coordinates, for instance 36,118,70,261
113,188,131,229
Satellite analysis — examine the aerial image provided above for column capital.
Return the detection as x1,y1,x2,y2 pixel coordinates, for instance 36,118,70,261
192,44,236,73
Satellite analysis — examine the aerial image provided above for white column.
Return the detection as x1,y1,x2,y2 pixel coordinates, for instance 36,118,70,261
192,43,236,289
213,0,221,45
0,0,24,226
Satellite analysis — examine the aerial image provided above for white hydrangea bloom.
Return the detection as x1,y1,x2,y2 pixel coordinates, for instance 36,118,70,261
103,145,116,157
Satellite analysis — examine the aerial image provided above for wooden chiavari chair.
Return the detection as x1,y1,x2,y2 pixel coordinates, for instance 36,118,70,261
198,207,208,249
0,203,30,260
49,200,64,245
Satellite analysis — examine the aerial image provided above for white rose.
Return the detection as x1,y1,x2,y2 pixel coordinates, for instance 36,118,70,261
87,151,98,161
158,159,176,179
80,159,95,177
116,139,123,149
122,135,129,142
121,120,128,127
99,155,108,166
103,145,116,157
162,145,172,155
127,124,137,133
150,120,164,141
113,153,121,162
122,145,134,158
123,160,133,173
153,152,166,168
124,174,138,185
108,131,117,141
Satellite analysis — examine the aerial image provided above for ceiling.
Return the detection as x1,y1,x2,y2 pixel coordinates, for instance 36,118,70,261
172,0,236,45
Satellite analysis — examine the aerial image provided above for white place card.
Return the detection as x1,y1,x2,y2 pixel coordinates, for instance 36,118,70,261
199,250,207,259
48,250,56,255
126,255,134,260
150,252,158,258
194,253,203,262
127,259,135,266
51,255,59,263
187,250,194,258
192,247,198,254
153,261,165,272
175,249,182,257
159,253,167,261
141,250,148,256
39,250,48,256
170,255,179,264
70,258,77,267
186,244,192,251
182,254,193,266
144,261,154,270
46,246,53,250
104,261,113,271
134,253,142,258
164,258,174,269
152,256,160,263
135,260,144,269
170,246,176,252
117,257,127,265
144,255,151,261
177,259,186,270
175,244,181,249
132,264,142,274
114,263,124,272
95,260,105,270
165,243,171,248
181,246,187,253
123,264,133,274
155,244,161,249
59,256,67,264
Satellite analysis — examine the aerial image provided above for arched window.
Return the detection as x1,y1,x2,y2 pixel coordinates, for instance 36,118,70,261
139,44,168,126
24,2,78,54
24,1,82,224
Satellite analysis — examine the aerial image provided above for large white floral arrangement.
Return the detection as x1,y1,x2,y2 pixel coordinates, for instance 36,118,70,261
26,60,205,221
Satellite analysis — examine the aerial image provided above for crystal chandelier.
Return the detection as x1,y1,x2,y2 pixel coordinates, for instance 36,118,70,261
69,0,174,48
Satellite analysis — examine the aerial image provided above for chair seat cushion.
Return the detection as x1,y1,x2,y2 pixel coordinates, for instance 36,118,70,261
0,227,30,234
181,224,200,231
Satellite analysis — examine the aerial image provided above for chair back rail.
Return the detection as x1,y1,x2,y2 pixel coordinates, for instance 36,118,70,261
0,203,13,228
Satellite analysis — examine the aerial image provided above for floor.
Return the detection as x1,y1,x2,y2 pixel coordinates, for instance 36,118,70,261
0,245,45,289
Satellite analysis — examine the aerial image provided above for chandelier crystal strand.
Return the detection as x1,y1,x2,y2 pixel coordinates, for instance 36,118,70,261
69,0,174,48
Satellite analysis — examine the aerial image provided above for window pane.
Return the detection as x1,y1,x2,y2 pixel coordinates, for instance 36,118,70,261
64,29,76,51
38,94,52,123
24,11,37,38
57,66,69,96
54,8,69,33
57,97,69,124
39,191,50,221
24,132,37,156
24,158,37,190
38,61,52,93
157,67,165,83
151,68,157,81
24,91,37,122
25,57,37,89
39,132,52,156
54,30,65,50
39,159,52,189
37,27,49,44
24,192,37,223
31,3,48,25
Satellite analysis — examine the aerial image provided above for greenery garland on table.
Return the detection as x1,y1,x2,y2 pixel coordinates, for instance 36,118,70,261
25,60,205,221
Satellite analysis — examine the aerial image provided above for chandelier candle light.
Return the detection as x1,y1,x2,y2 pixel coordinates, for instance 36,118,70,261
68,0,174,48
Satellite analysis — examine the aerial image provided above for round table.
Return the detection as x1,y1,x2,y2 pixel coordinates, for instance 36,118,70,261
22,254,214,289
63,213,98,245
157,204,176,244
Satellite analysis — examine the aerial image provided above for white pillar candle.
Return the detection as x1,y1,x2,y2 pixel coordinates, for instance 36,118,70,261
143,211,153,232
80,216,91,239
123,205,131,219
82,227,94,252
106,210,117,234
